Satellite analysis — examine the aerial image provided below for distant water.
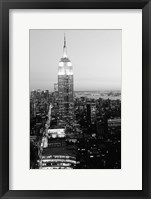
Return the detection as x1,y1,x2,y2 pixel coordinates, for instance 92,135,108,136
74,91,121,100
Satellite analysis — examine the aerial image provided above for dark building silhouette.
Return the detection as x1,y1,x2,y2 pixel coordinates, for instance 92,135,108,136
108,118,121,135
86,102,96,125
58,35,74,127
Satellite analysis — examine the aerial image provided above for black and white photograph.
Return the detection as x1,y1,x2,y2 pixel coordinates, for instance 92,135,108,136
30,29,121,169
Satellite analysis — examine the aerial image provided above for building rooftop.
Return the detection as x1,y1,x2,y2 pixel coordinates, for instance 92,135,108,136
42,146,76,157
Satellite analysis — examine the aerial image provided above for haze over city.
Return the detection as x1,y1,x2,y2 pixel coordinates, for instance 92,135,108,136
30,29,121,91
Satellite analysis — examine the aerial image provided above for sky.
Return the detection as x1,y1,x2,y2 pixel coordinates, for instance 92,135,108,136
30,29,121,91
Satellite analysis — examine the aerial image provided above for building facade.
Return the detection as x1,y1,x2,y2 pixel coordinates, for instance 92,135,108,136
58,35,74,126
87,102,96,125
108,118,121,135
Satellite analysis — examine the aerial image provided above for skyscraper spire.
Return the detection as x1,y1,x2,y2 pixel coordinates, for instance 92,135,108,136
63,33,67,58
64,33,66,48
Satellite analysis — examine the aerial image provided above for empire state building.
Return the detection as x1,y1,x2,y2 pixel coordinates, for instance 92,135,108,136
58,35,74,127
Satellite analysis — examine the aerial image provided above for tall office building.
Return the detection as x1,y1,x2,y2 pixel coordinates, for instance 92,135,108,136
87,103,96,125
53,83,58,103
58,35,74,126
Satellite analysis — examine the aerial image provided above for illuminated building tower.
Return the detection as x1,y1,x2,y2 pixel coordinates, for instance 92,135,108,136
58,35,74,126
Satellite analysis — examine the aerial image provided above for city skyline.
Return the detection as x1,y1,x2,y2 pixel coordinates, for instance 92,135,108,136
30,29,121,91
30,30,121,169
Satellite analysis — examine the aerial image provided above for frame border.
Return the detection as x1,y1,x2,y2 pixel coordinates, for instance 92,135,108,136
0,0,151,198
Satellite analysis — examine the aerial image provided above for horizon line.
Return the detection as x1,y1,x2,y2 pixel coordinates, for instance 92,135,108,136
30,89,121,92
